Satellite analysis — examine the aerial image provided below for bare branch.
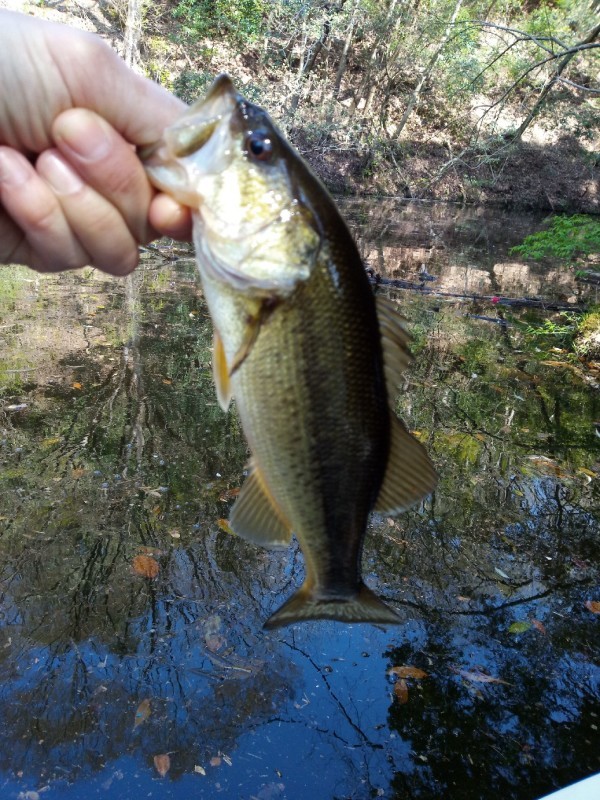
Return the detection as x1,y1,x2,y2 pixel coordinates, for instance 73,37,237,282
557,76,600,94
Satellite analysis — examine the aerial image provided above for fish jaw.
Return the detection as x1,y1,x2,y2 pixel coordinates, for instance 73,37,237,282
142,75,239,207
263,581,402,630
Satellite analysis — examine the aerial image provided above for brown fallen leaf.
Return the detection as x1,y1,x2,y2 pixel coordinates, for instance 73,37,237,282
133,698,151,729
162,378,172,385
219,488,240,501
71,467,86,479
154,754,171,778
388,665,428,679
585,600,600,614
72,382,82,390
531,619,547,635
132,554,159,579
394,679,409,704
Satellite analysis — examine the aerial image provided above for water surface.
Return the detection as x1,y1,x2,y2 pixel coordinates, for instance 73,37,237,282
0,200,598,800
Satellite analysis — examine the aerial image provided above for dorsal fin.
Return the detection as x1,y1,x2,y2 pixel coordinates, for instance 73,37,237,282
375,415,437,513
376,295,413,388
229,464,292,549
375,295,437,513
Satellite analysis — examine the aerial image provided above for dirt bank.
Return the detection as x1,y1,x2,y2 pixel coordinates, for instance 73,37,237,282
303,133,599,214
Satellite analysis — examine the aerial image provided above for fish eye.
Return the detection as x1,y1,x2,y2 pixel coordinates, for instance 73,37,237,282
245,131,273,162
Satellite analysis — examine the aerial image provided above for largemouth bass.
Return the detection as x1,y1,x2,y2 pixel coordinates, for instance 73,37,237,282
143,75,437,629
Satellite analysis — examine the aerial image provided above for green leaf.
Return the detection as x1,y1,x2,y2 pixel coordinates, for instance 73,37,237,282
508,621,532,634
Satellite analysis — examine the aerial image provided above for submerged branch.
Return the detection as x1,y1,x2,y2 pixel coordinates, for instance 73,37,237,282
368,274,584,311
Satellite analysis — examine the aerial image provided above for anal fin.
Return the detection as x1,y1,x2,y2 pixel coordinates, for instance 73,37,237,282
375,415,438,514
229,466,292,549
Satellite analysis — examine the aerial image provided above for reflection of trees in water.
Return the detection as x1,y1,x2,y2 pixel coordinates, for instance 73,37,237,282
341,197,590,303
0,254,598,796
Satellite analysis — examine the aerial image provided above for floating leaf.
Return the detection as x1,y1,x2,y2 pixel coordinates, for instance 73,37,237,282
210,757,221,767
41,436,61,447
72,382,82,390
217,518,234,535
205,634,227,653
509,621,532,634
454,667,510,685
394,679,409,704
540,360,572,368
525,455,573,480
221,753,232,766
219,487,240,501
388,665,428,679
531,619,547,634
194,765,206,776
132,554,159,579
133,698,151,729
578,468,596,479
153,754,171,777
585,600,600,614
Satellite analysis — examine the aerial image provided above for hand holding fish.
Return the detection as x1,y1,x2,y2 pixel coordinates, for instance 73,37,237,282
0,10,191,274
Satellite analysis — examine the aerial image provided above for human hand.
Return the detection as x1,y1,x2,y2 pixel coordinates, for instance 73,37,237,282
0,10,192,275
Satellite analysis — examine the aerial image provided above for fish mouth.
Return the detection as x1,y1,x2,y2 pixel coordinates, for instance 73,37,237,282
141,74,241,202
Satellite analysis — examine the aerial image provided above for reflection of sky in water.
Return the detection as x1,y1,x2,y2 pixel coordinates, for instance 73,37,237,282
0,201,598,799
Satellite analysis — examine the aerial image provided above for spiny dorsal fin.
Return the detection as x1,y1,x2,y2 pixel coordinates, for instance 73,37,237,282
212,330,232,412
375,415,437,514
376,295,413,389
229,466,292,549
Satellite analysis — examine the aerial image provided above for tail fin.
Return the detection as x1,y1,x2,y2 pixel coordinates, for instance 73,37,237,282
263,583,402,630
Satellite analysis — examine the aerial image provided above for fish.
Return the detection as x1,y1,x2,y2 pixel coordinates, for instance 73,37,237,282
143,74,437,629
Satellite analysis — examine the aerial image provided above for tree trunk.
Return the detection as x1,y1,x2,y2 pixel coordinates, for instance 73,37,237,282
394,0,464,139
123,0,144,72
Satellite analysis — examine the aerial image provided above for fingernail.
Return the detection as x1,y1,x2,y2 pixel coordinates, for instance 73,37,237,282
0,150,30,186
41,152,84,195
55,111,110,162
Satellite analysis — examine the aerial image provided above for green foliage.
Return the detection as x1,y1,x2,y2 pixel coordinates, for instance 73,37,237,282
524,314,577,341
172,70,214,103
510,215,600,262
173,0,266,43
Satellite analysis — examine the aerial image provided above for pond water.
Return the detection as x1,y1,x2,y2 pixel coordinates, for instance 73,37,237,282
0,199,598,800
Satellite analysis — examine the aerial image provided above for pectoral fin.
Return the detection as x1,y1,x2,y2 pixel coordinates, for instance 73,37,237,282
375,415,437,514
229,465,292,549
212,331,232,412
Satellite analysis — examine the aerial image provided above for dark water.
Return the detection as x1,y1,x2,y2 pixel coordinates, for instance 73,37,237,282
0,200,598,800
